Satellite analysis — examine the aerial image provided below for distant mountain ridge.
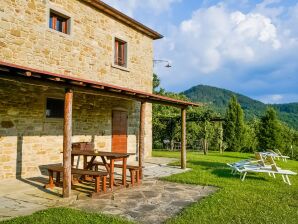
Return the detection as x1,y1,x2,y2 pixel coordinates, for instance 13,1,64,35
182,85,298,130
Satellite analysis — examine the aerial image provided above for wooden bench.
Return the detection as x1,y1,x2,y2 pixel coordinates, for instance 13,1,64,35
92,162,141,186
44,165,108,194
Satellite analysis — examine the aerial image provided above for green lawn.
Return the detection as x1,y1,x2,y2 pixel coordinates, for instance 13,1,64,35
1,151,297,224
153,151,298,224
0,207,132,224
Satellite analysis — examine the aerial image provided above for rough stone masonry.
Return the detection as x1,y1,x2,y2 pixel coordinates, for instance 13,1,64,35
0,0,156,180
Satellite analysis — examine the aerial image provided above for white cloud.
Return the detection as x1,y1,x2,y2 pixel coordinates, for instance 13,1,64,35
256,94,298,104
260,94,284,103
165,5,281,75
102,0,181,16
101,0,137,16
254,0,284,20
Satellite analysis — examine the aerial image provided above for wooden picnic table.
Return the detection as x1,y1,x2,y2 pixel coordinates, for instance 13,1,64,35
71,150,134,191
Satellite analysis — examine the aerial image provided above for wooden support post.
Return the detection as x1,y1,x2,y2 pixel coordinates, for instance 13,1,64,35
139,101,146,179
181,107,187,169
203,121,208,155
63,88,73,198
219,122,223,154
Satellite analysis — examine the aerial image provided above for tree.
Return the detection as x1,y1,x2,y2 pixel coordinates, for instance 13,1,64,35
257,107,282,150
153,73,160,93
223,95,245,151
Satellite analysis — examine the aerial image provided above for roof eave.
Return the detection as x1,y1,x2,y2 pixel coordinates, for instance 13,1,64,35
0,61,200,108
81,0,163,40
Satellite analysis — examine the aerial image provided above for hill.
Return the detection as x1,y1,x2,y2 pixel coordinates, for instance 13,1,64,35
183,85,298,130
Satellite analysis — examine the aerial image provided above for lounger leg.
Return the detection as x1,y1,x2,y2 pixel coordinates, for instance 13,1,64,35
285,175,291,185
272,173,276,178
281,175,286,183
268,172,271,177
241,172,247,181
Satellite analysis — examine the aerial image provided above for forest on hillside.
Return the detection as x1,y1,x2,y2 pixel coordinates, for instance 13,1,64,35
153,75,298,160
183,85,298,130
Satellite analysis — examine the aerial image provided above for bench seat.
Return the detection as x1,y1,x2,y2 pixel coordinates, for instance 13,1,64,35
92,162,141,186
45,165,108,194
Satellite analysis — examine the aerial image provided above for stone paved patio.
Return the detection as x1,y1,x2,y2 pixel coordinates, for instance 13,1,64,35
0,157,217,223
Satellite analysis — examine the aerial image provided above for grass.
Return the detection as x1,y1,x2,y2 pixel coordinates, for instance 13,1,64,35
0,207,133,224
2,151,297,224
153,151,298,224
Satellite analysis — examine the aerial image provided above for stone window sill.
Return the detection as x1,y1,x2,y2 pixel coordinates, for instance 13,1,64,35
47,27,72,39
111,64,130,72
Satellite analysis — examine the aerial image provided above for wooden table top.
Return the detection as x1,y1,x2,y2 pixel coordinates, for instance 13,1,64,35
71,150,135,158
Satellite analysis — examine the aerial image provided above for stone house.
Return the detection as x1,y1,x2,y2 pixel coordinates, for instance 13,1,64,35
0,0,196,184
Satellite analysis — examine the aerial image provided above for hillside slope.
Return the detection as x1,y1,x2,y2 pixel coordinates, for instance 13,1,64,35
183,85,298,129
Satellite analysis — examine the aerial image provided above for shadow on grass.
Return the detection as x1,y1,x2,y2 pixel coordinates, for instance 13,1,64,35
208,153,254,160
211,169,268,181
188,160,268,182
188,160,227,169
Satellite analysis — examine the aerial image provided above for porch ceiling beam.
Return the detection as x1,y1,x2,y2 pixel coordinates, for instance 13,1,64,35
69,80,86,86
89,84,105,89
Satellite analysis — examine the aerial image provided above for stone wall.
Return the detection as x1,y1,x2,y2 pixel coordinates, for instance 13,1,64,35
0,0,155,180
0,79,148,180
0,0,154,92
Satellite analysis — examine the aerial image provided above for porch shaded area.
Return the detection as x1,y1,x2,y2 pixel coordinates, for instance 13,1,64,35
0,61,199,198
0,157,216,224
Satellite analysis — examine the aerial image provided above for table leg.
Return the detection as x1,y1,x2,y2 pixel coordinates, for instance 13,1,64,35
122,157,127,186
47,170,54,189
110,159,114,191
83,155,88,169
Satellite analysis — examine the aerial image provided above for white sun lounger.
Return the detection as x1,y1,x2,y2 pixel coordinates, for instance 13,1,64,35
234,156,296,185
273,149,290,162
227,152,274,175
261,149,290,162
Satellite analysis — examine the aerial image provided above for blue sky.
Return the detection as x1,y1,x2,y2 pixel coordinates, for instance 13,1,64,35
103,0,298,104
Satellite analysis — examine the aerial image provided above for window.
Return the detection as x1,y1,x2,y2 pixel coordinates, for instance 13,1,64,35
114,38,127,67
49,10,70,34
46,98,64,119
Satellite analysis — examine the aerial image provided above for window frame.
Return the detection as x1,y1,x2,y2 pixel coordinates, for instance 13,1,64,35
47,5,72,37
112,36,130,72
44,97,65,121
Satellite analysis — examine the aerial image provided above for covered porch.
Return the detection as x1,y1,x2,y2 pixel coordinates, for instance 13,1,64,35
0,61,199,198
0,156,216,224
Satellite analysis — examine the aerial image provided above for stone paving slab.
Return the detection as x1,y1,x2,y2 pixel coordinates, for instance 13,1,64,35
72,180,216,224
0,157,217,223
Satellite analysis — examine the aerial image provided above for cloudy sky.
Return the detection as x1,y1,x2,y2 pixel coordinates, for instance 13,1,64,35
103,0,298,104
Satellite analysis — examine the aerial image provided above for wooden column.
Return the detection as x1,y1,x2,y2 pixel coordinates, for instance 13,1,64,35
219,122,223,154
63,88,73,198
181,107,187,169
138,101,146,179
